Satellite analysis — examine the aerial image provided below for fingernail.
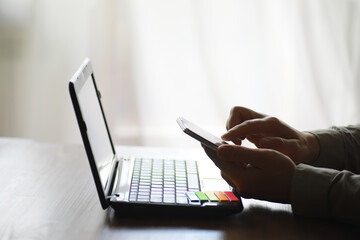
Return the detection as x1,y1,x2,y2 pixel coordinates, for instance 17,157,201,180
221,133,229,140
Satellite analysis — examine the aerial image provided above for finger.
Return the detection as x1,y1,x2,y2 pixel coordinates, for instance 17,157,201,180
245,134,264,147
226,106,266,130
247,134,286,149
232,138,242,145
222,136,243,145
222,117,295,142
259,137,284,149
217,144,272,169
201,143,218,160
259,137,299,162
223,118,272,141
201,144,238,172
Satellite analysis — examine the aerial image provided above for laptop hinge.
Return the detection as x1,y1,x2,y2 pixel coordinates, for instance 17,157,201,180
106,157,134,201
104,155,119,198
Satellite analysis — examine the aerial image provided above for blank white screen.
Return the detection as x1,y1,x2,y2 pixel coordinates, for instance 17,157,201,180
78,75,113,190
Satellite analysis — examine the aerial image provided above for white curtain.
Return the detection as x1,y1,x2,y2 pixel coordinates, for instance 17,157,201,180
0,0,359,148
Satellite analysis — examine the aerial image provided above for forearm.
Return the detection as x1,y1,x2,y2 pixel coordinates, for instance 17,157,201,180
309,124,360,173
291,164,360,224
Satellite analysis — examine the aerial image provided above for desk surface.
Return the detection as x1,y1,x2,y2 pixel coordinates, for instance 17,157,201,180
0,138,357,240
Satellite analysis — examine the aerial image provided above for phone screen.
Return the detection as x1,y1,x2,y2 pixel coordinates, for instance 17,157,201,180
177,117,227,151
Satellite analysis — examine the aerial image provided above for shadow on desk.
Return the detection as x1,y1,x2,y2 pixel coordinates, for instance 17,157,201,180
103,201,358,240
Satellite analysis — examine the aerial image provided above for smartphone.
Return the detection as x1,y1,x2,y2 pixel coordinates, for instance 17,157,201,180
177,117,227,151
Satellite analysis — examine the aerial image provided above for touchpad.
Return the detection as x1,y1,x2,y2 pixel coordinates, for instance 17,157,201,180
202,178,231,191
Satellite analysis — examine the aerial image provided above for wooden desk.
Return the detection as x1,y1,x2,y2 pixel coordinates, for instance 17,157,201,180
0,138,357,239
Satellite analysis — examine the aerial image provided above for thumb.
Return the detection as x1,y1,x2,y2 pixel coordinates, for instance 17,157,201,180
217,144,267,169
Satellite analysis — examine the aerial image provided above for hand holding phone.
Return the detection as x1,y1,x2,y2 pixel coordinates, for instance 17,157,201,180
177,117,227,151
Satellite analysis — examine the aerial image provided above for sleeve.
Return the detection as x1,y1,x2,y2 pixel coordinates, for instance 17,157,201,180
309,124,360,173
291,164,360,224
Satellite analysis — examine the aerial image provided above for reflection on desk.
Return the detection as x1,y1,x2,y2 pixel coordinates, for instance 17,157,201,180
0,138,357,240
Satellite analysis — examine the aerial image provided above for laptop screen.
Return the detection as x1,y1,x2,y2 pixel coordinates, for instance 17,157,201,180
77,73,114,190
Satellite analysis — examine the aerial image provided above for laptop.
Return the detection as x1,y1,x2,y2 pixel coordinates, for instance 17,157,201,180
69,58,243,216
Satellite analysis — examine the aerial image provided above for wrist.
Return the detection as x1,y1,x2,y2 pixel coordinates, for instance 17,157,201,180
304,132,320,164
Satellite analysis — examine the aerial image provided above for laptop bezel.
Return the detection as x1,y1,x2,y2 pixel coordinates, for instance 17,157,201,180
69,58,116,209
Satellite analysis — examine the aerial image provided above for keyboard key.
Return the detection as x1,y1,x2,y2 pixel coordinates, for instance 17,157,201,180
205,191,219,202
137,187,149,192
214,191,229,202
176,182,187,188
139,180,151,185
138,191,150,197
151,186,163,191
176,188,187,194
187,174,199,190
151,178,163,183
129,193,137,199
150,196,163,203
129,196,137,202
185,192,200,202
163,196,175,203
176,196,188,204
164,192,175,197
195,191,209,203
151,195,162,201
130,183,139,189
224,191,240,202
137,196,150,202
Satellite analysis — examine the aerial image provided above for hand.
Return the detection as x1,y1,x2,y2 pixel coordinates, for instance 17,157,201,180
222,106,320,164
202,144,296,203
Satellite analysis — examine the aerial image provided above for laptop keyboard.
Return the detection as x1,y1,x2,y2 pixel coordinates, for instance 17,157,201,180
128,158,200,204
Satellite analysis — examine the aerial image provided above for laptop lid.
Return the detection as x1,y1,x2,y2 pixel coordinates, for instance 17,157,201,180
69,58,117,209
